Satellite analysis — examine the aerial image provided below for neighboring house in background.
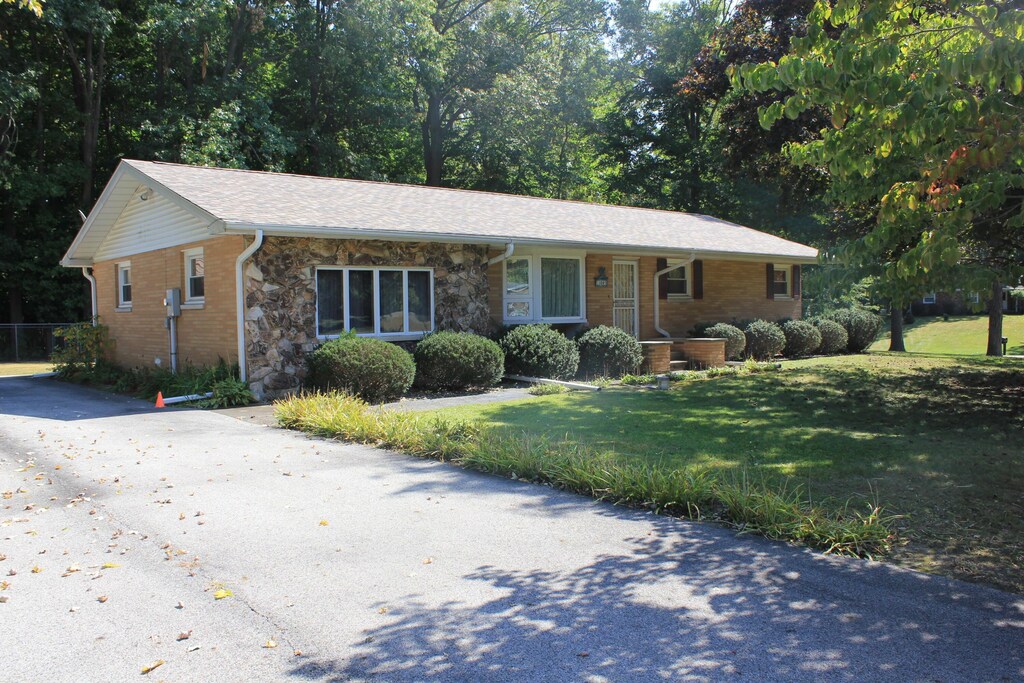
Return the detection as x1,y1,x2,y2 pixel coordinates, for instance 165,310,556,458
913,290,981,317
61,160,818,399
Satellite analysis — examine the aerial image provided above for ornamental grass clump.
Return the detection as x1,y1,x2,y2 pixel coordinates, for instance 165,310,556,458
414,332,504,390
702,323,746,360
275,392,895,558
782,320,822,358
744,320,786,360
576,325,643,379
500,324,579,379
306,335,415,404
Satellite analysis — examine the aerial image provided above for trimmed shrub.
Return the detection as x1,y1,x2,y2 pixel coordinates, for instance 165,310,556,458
307,335,415,403
704,323,746,360
828,309,884,353
576,325,643,378
814,319,849,355
782,320,822,357
500,324,579,379
414,332,505,390
744,320,786,360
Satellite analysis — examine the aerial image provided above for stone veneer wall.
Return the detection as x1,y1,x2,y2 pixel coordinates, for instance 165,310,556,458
244,237,492,399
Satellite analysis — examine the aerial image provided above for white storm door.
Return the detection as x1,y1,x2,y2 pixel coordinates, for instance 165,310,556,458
612,260,639,338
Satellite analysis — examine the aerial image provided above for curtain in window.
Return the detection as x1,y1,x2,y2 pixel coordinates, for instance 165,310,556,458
316,270,344,336
541,258,580,318
408,271,432,332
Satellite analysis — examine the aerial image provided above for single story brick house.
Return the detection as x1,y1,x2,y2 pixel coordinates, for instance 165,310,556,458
61,160,818,398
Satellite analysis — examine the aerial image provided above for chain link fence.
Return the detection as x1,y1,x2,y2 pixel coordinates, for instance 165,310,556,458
0,323,80,362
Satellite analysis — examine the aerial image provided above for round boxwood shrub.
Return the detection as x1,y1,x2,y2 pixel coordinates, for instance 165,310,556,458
814,319,848,355
307,335,415,403
744,320,786,360
413,331,504,390
782,320,822,358
703,323,746,361
576,325,643,378
500,324,579,380
828,309,884,353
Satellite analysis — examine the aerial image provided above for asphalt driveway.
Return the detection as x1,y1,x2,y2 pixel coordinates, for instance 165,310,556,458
0,377,1021,682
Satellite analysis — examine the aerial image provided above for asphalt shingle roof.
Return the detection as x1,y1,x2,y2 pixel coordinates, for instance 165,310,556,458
125,159,818,260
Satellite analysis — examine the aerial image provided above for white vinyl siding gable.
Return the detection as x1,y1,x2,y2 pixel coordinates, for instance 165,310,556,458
92,185,211,262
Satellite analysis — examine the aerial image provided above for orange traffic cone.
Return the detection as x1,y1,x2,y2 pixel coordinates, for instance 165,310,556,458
155,392,166,408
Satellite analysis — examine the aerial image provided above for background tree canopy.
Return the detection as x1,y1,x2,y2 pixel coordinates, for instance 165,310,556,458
3,0,1015,341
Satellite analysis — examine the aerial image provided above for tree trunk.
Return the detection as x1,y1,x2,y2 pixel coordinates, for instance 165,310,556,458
888,304,905,352
987,279,1003,356
422,91,444,186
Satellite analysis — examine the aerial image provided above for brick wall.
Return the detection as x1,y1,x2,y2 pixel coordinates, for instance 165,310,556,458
486,252,802,338
93,235,245,369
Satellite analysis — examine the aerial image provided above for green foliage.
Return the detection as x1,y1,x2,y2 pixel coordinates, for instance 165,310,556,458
500,324,579,380
275,391,895,557
576,325,643,379
620,373,656,386
528,382,567,396
734,0,1024,310
813,318,849,355
702,322,746,360
744,319,786,360
51,322,109,377
826,309,883,353
307,336,415,403
782,319,822,357
413,331,504,390
205,377,255,408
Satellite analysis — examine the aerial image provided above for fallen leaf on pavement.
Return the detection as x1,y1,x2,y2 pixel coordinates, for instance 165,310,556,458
263,640,278,649
30,565,42,574
0,595,8,603
175,601,185,609
318,520,328,526
293,650,302,657
186,645,200,653
97,595,108,603
177,630,192,641
213,589,232,600
101,562,120,569
140,660,165,674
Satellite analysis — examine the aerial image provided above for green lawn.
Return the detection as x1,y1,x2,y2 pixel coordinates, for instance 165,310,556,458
870,314,1024,355
426,353,1024,592
0,361,53,376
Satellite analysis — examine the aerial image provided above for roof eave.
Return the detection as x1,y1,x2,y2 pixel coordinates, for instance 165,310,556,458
220,221,819,264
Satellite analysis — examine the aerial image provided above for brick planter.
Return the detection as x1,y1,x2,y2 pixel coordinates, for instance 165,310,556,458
638,341,673,374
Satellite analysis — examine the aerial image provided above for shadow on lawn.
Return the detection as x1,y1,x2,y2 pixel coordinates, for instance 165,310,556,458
287,528,1024,682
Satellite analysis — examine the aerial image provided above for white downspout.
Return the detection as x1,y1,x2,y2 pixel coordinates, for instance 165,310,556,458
654,253,696,338
81,267,98,325
487,243,515,266
235,230,264,382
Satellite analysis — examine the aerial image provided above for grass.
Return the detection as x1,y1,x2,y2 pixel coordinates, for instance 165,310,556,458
0,361,53,376
276,391,895,558
421,353,1024,592
870,314,1024,355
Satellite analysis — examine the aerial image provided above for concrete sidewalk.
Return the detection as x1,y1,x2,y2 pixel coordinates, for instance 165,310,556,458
1,376,1021,682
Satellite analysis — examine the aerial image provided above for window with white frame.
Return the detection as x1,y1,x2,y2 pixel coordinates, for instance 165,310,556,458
116,262,132,308
315,267,433,338
968,291,980,304
184,248,205,304
666,262,690,299
773,268,790,297
502,252,585,323
922,292,936,304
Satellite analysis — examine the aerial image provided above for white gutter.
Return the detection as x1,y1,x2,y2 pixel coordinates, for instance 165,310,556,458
235,230,264,382
654,253,696,338
487,243,515,266
81,267,98,325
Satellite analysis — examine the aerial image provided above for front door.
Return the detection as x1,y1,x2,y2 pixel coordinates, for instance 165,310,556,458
612,260,639,338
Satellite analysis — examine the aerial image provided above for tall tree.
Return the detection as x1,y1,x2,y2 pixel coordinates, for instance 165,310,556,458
736,0,1024,354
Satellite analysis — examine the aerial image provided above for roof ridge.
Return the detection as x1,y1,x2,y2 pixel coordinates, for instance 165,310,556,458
124,158,772,234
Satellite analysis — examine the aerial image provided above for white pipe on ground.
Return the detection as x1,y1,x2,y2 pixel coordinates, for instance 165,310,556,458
235,229,265,383
161,392,214,405
653,253,696,338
